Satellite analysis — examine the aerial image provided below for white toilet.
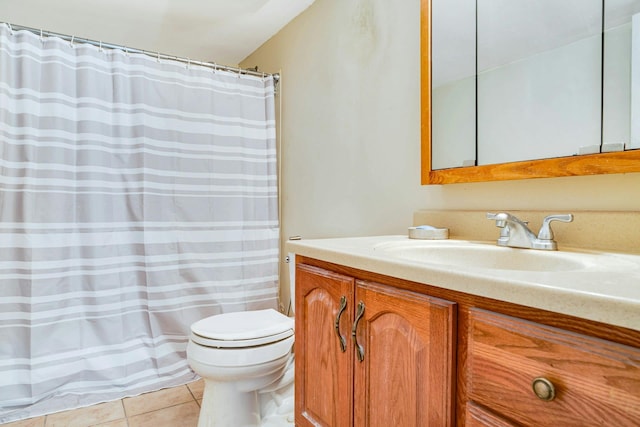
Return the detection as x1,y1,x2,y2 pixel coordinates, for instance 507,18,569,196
187,259,297,427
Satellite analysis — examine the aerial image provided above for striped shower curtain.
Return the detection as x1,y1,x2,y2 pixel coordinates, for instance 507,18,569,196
0,23,279,423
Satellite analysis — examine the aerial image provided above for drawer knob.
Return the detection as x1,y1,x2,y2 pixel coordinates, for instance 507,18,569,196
532,377,556,401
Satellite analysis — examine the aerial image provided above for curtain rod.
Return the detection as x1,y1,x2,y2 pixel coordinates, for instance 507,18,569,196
3,22,279,85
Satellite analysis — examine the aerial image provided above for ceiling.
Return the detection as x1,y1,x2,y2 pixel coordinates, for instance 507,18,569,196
0,0,316,65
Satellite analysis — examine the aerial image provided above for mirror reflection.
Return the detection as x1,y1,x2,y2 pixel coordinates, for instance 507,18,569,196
431,0,476,170
478,0,601,165
604,0,640,150
431,0,640,171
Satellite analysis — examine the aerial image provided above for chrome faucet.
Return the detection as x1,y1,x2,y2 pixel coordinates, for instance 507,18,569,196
486,212,573,251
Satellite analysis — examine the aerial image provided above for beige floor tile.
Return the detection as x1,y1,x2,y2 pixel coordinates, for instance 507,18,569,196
44,401,125,427
91,420,128,427
1,416,45,427
122,386,194,417
127,402,199,427
186,380,204,401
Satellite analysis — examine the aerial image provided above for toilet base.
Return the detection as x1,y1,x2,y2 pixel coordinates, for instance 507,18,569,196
196,355,295,427
197,380,294,427
198,381,260,427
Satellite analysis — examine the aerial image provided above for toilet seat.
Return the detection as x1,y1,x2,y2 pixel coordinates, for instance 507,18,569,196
190,309,294,348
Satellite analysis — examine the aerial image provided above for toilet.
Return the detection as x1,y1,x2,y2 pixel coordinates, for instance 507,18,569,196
187,309,294,427
187,256,297,427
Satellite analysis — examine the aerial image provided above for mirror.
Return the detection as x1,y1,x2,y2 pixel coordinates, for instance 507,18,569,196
477,0,602,165
605,0,640,149
422,0,640,184
431,0,475,170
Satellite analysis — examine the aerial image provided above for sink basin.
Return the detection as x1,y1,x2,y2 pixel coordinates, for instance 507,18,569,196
374,241,589,272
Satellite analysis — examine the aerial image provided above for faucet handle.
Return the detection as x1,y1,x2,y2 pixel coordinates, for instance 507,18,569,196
537,214,573,240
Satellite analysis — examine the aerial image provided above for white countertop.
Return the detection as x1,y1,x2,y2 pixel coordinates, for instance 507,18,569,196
287,235,640,332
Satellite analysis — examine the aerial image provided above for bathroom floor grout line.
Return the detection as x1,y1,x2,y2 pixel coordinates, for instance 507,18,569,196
186,385,198,403
119,399,128,423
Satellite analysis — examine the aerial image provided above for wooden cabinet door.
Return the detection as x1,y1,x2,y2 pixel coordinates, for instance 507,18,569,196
295,264,355,427
353,281,456,427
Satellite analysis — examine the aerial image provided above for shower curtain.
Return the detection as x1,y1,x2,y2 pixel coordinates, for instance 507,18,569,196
0,23,279,423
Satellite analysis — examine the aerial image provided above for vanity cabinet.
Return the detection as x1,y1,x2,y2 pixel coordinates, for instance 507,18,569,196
294,263,457,427
293,255,640,426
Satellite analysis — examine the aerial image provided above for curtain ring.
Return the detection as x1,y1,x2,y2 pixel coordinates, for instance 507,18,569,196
7,23,13,35
157,52,161,62
186,58,190,69
40,29,44,42
70,35,75,48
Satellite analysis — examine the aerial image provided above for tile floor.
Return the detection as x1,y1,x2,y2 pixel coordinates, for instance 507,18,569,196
1,380,205,427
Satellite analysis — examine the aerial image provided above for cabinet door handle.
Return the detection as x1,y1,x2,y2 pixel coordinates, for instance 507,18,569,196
334,296,348,352
352,301,365,362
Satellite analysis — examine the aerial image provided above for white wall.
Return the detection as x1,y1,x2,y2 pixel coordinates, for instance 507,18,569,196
243,0,430,240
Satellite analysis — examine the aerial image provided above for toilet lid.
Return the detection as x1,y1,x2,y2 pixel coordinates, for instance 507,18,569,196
190,309,294,348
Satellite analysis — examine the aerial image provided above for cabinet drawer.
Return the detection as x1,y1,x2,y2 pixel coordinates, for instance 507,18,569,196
465,402,515,427
467,308,640,426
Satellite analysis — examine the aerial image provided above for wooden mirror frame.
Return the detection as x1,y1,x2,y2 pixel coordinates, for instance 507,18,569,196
420,0,640,185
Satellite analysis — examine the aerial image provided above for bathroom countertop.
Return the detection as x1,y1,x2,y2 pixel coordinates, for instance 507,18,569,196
287,235,640,332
